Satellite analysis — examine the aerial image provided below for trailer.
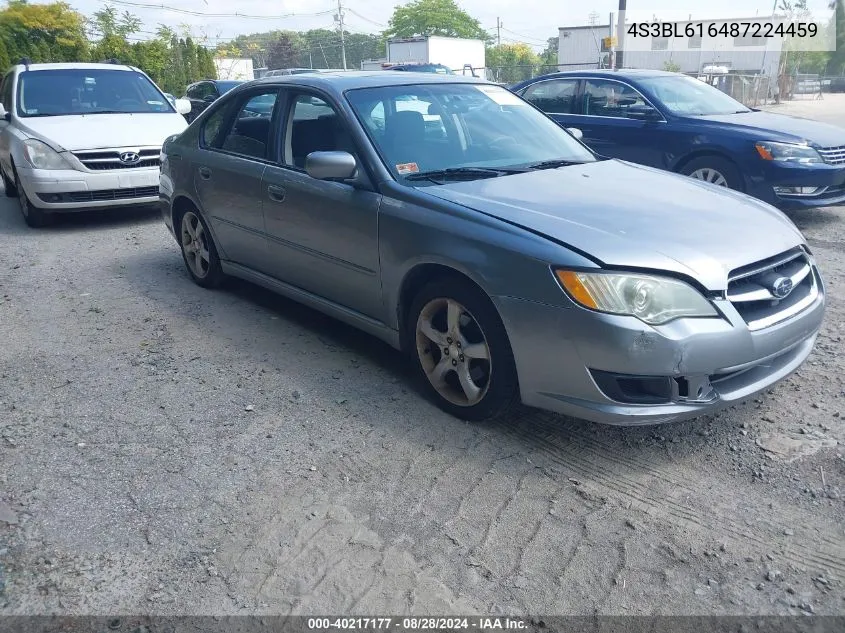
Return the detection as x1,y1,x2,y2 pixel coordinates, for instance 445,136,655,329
370,36,487,78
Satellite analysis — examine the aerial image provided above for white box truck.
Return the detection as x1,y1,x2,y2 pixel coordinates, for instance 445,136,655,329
382,36,487,78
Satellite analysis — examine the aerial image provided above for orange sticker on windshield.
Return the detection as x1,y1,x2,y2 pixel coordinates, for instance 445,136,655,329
396,162,420,174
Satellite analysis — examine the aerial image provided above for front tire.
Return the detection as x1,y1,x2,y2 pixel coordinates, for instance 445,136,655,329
3,167,18,198
15,170,49,227
680,156,743,191
406,277,519,422
178,208,223,288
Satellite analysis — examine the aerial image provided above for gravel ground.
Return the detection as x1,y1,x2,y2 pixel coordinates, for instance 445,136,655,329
1,103,844,616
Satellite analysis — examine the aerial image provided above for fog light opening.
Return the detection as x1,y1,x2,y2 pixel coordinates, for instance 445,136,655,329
774,186,825,197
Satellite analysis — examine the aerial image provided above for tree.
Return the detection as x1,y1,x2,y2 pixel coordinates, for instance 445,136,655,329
184,36,197,82
0,38,9,70
0,1,89,63
662,60,681,72
539,37,558,70
89,4,140,39
485,42,539,83
266,32,301,69
385,0,490,42
828,0,845,74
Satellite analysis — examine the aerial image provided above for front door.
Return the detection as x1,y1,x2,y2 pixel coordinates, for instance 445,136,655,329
566,78,666,167
192,87,283,273
260,91,383,320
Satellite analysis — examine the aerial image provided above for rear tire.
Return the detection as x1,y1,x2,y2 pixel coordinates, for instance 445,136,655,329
177,207,224,289
680,156,743,191
405,276,519,422
15,170,49,228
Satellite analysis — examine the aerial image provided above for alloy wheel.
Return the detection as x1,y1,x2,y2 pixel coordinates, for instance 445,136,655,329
415,297,492,407
180,211,211,279
689,167,728,187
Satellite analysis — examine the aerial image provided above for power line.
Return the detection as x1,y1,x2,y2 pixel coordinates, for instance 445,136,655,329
499,26,549,45
102,0,336,20
345,8,385,27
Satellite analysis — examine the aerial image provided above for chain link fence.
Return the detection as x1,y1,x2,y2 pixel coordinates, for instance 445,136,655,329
480,62,600,86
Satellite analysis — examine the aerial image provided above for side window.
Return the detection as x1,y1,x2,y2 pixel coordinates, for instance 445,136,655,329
212,90,280,159
284,93,357,169
582,80,648,118
522,79,579,114
1,72,13,111
186,84,200,99
202,83,218,99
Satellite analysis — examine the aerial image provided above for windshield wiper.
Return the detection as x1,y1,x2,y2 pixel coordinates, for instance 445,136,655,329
525,158,587,170
405,166,522,182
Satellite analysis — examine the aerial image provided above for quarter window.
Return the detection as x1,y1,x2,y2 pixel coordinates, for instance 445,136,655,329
203,90,279,159
521,79,579,114
582,79,649,118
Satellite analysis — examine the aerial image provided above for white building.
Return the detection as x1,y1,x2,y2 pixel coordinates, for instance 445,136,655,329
558,16,785,76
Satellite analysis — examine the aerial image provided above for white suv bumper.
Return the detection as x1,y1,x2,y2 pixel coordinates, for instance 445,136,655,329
17,165,159,211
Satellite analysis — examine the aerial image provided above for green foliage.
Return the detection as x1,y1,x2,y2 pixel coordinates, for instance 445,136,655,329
385,0,490,42
828,0,845,74
485,43,539,83
662,60,681,73
0,0,88,65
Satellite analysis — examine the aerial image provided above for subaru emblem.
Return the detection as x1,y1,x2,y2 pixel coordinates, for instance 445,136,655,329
771,276,794,299
119,151,141,165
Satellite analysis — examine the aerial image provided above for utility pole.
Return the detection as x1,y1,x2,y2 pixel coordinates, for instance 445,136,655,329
335,0,347,70
496,17,502,46
615,0,626,69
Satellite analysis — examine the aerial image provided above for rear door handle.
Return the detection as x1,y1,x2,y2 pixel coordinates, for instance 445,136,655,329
198,166,211,180
267,185,286,203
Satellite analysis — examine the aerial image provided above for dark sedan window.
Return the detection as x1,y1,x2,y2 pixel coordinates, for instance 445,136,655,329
521,78,579,114
283,93,359,169
203,90,280,160
582,80,648,118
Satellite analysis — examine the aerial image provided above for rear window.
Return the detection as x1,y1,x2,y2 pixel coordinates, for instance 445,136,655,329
16,68,174,117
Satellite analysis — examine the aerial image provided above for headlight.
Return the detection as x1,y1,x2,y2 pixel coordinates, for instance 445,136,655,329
755,141,822,164
554,270,718,325
22,139,72,170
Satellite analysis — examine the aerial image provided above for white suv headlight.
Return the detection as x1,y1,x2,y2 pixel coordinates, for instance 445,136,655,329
22,139,72,170
555,270,718,325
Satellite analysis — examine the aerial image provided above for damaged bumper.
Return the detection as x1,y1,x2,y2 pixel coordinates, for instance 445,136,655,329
492,277,825,426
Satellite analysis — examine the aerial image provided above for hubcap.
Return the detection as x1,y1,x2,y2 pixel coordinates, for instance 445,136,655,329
689,167,728,187
415,298,491,407
180,211,210,278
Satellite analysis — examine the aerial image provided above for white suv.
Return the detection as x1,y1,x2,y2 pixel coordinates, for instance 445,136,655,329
0,60,191,227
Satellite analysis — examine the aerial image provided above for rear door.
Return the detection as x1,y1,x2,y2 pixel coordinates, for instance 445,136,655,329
518,77,582,127
192,87,283,274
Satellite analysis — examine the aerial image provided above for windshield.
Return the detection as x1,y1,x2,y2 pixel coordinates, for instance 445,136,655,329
216,81,242,94
345,83,596,183
639,75,750,116
393,64,453,74
16,69,175,117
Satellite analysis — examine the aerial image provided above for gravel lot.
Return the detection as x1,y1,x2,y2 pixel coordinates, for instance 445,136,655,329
1,101,844,616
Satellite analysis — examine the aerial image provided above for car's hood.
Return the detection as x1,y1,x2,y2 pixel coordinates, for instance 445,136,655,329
17,113,189,151
691,110,845,147
421,160,805,291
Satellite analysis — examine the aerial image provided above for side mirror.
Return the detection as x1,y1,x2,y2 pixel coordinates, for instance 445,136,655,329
626,104,662,121
175,98,191,115
566,127,583,140
305,151,357,180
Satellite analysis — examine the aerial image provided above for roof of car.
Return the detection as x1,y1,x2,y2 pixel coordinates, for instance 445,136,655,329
527,68,677,81
245,70,489,93
14,62,137,72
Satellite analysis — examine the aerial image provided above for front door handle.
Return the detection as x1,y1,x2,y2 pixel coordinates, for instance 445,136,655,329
267,185,286,203
198,166,211,180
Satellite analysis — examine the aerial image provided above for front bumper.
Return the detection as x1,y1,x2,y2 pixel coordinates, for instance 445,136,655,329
494,269,825,426
747,161,845,210
17,166,160,211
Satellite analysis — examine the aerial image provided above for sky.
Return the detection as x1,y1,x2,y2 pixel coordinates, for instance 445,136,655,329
65,0,838,49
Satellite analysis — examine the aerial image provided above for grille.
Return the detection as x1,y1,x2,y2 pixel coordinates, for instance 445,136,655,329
58,186,158,203
818,145,845,165
71,148,161,171
726,247,818,330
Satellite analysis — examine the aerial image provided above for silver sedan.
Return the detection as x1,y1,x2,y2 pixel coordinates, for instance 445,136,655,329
159,72,825,425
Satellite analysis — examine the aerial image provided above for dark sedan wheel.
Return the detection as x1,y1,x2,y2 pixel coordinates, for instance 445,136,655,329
15,170,49,228
681,156,743,191
407,277,519,422
179,209,223,288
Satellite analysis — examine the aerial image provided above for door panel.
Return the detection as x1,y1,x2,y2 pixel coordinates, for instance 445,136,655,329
261,92,383,320
192,88,282,274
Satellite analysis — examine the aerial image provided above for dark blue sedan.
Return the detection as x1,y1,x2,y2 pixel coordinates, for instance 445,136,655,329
510,69,845,210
